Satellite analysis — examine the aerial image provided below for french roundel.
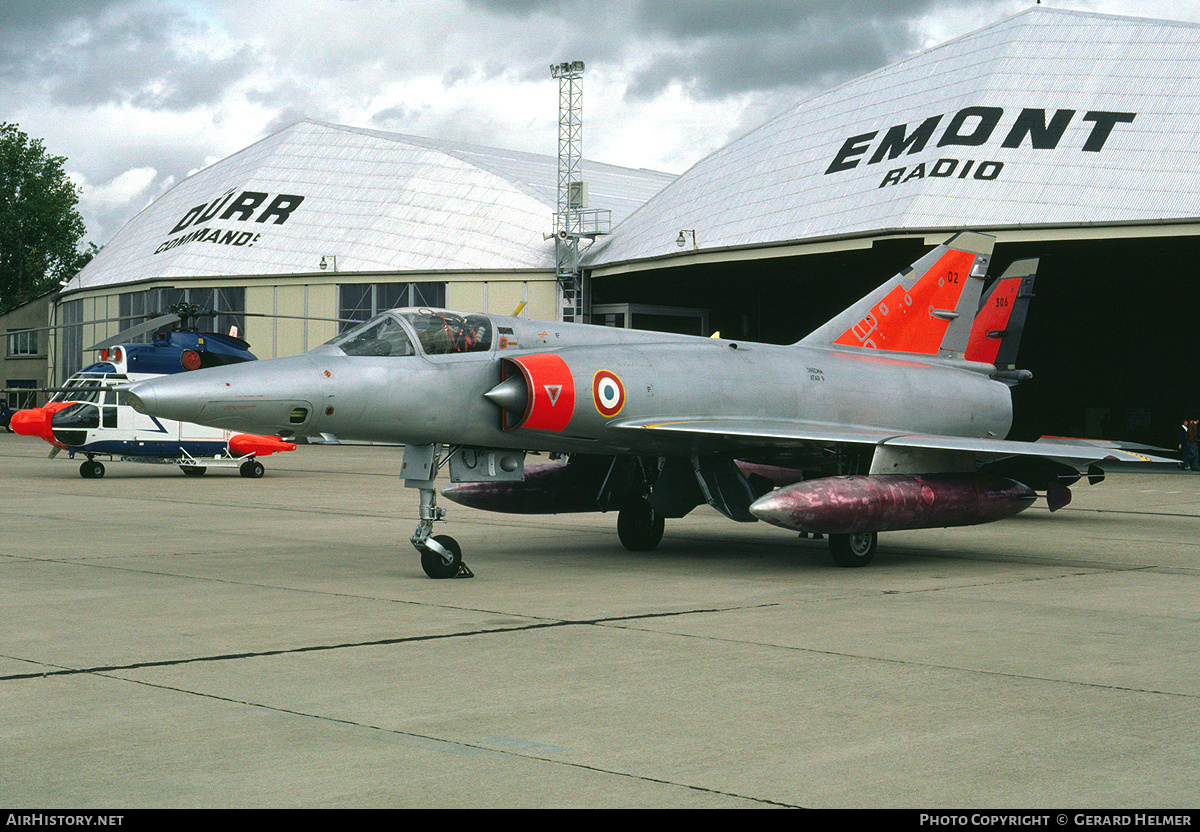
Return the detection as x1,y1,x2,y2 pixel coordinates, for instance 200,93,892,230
592,370,625,417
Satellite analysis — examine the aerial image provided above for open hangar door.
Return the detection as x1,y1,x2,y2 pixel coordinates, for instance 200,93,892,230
590,234,1194,449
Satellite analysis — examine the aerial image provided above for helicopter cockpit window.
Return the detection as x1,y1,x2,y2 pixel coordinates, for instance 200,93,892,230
401,311,492,355
51,379,104,404
53,402,100,429
329,314,416,357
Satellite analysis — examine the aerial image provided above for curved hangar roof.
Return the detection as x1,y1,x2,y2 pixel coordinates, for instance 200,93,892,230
67,120,675,291
590,8,1200,268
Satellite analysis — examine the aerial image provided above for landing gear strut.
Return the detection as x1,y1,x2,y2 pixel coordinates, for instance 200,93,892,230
405,444,473,579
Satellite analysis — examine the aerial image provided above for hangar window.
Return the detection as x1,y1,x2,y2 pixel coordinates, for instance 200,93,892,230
5,380,35,409
338,283,447,332
59,299,83,382
119,288,245,343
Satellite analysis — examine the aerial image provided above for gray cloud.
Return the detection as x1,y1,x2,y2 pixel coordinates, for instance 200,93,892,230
0,0,1131,248
623,0,961,101
0,0,127,28
0,1,264,115
625,23,909,101
632,0,944,38
465,0,959,103
42,10,261,110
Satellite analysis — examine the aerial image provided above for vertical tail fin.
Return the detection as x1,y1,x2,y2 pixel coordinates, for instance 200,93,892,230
801,232,994,359
965,258,1038,369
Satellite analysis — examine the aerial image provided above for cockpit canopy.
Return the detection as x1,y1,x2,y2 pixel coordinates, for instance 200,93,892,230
50,374,126,404
329,309,493,357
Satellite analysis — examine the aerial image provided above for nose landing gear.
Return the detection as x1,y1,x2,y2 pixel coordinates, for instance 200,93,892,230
405,444,473,579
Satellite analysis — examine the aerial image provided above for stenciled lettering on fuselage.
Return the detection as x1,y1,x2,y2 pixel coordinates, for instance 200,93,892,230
823,106,1136,189
154,189,306,255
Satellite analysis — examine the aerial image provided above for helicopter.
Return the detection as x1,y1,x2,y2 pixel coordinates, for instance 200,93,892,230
8,303,299,478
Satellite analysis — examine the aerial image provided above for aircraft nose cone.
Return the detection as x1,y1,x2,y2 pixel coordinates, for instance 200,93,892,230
9,402,75,440
10,408,50,438
123,385,155,415
125,375,206,425
125,353,321,434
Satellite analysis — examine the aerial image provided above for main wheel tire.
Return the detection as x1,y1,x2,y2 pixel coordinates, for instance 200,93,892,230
239,460,265,478
617,499,665,551
421,535,463,579
79,460,105,479
181,466,207,476
829,531,877,567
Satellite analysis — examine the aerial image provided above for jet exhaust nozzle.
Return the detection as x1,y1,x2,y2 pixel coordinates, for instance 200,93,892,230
748,473,1036,534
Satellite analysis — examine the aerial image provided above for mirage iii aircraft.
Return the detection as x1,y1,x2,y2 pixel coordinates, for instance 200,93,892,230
124,232,1159,578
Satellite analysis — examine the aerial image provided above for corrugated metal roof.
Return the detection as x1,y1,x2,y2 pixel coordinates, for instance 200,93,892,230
67,120,675,291
589,8,1200,268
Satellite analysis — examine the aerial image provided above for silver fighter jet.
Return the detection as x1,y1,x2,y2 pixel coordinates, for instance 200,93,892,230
125,232,1161,578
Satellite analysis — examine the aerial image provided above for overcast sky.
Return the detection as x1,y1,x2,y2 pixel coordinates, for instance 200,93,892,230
3,0,1198,247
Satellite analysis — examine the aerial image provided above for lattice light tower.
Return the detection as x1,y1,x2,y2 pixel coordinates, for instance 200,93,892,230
551,60,609,323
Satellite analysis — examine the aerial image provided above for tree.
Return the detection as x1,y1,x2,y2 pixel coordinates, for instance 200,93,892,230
0,123,87,310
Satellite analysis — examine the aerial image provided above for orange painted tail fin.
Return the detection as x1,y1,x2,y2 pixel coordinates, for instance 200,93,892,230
801,232,994,359
965,258,1038,368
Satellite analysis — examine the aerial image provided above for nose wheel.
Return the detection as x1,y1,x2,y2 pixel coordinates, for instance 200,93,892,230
419,535,469,579
406,444,473,579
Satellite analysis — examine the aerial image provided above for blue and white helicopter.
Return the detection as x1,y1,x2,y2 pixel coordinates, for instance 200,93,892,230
10,304,298,478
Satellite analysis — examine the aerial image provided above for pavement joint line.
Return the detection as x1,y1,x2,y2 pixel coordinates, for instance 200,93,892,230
109,673,800,809
592,624,1200,702
4,590,1194,702
0,604,769,682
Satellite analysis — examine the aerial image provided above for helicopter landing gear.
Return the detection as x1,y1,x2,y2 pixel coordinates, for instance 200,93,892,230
405,444,472,579
79,459,105,479
239,459,265,478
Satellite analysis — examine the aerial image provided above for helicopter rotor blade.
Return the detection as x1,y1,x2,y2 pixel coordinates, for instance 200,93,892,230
218,311,360,324
8,309,359,344
5,315,132,335
87,313,182,351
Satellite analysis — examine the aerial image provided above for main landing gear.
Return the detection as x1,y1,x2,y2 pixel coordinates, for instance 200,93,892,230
405,444,473,579
827,531,878,567
617,497,665,551
79,458,105,479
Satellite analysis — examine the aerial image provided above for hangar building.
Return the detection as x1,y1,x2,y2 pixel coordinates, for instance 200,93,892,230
54,120,674,377
587,7,1200,443
55,7,1200,444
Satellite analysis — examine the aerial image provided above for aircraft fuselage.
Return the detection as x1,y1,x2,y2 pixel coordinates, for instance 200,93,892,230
126,310,1012,457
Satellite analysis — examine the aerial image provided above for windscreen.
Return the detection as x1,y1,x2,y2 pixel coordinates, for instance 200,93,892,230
327,314,416,357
